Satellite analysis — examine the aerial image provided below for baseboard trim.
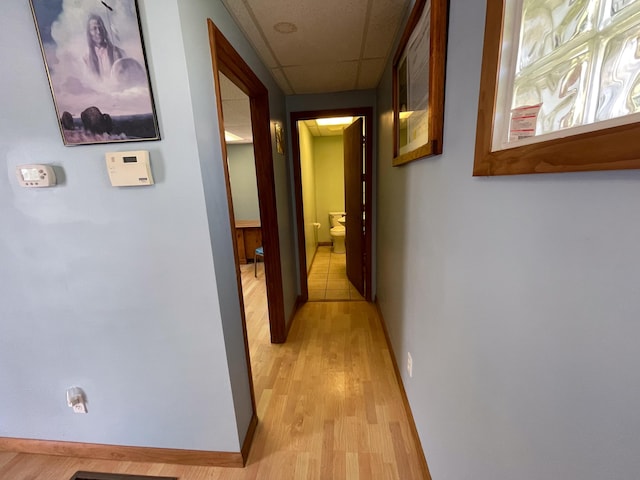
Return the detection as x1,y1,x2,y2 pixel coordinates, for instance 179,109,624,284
240,413,258,464
0,437,244,468
317,242,332,247
374,297,432,480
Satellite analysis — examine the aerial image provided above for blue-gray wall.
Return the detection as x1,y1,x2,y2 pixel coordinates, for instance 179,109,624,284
0,0,295,452
227,144,260,221
376,1,640,479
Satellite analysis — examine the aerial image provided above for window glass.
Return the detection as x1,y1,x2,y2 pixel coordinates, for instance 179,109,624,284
500,0,640,147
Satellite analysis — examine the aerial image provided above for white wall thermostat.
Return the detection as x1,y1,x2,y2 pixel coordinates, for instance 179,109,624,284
16,164,56,188
105,150,154,187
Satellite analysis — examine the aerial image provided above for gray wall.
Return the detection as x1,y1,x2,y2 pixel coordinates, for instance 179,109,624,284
227,144,260,221
376,1,640,479
0,0,295,453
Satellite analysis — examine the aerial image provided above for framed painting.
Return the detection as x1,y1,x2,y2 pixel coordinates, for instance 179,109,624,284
392,0,448,166
29,0,160,146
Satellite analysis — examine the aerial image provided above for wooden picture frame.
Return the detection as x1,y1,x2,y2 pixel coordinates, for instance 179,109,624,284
29,0,160,146
392,0,448,167
474,1,640,176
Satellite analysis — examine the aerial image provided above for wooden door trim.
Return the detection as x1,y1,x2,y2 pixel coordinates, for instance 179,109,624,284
290,107,373,301
209,21,286,344
344,118,365,295
0,435,250,467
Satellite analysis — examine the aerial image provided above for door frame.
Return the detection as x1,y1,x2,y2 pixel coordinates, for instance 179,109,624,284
290,107,373,302
209,21,287,346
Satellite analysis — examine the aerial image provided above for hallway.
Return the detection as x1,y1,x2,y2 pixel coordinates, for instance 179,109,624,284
0,265,427,479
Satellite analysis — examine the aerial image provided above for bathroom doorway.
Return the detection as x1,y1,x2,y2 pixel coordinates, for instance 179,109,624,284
291,108,373,302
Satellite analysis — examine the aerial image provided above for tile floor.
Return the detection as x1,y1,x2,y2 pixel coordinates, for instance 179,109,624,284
307,246,364,301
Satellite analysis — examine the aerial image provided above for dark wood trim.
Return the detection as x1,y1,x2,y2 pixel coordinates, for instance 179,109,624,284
71,472,176,480
290,108,374,302
363,112,373,302
392,0,426,163
0,437,244,468
290,118,309,304
392,0,448,166
240,413,258,464
392,0,427,67
374,298,432,480
208,20,287,346
207,23,258,448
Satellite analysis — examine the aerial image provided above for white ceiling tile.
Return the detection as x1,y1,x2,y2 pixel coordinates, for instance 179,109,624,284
357,58,387,90
219,74,253,142
221,0,410,96
302,119,345,137
248,0,368,65
284,62,359,94
364,0,410,59
221,0,278,68
219,74,247,101
302,120,322,136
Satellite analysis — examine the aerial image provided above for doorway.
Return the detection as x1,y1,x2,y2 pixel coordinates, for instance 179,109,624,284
208,21,287,344
291,108,373,302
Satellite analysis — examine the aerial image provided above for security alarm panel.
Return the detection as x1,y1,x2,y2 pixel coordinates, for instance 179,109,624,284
106,150,154,187
16,164,56,188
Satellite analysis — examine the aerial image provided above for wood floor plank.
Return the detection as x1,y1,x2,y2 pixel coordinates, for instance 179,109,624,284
0,265,428,479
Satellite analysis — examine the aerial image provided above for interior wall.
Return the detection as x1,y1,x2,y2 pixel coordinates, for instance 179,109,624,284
376,1,640,479
298,122,318,273
313,136,344,244
176,0,296,442
0,0,242,452
0,0,297,454
227,144,260,221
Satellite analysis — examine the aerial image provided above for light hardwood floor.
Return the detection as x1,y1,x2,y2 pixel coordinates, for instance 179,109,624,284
0,265,427,479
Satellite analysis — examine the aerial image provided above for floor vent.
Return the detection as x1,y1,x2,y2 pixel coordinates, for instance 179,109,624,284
70,473,178,480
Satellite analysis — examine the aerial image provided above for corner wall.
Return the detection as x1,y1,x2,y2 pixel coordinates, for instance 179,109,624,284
376,1,640,479
227,144,260,221
0,0,240,452
0,0,296,455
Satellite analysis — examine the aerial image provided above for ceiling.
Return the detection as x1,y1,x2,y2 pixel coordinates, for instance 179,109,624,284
219,0,411,143
219,74,254,142
220,73,363,143
220,0,411,95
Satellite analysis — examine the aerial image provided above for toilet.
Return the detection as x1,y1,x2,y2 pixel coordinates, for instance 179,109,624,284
329,212,346,254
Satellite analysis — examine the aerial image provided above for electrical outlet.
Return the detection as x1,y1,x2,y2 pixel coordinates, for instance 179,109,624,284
407,352,413,378
66,386,88,414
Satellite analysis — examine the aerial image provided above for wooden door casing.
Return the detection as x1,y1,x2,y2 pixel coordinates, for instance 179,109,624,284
344,118,365,296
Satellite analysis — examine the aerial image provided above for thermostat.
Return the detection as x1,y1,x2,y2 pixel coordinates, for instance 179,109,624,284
16,164,56,188
105,150,154,187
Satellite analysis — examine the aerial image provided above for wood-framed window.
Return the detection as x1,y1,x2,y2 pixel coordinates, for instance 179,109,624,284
474,0,640,176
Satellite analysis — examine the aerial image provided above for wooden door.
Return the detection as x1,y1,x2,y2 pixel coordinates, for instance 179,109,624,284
344,118,365,295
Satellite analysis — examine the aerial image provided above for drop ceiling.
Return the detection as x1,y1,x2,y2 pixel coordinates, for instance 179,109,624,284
220,73,363,142
219,73,254,143
220,0,411,95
